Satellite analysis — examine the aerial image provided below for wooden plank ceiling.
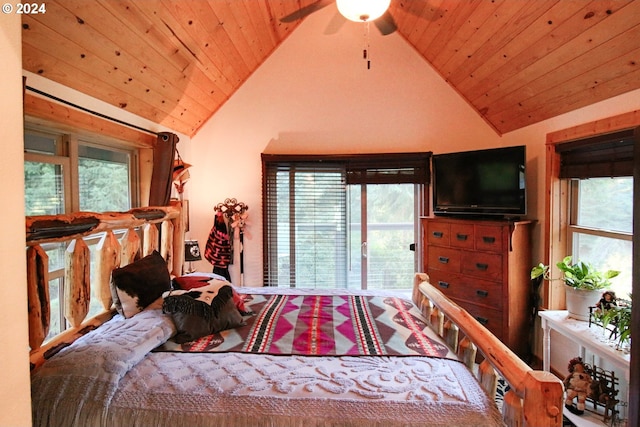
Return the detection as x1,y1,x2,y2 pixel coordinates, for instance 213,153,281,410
22,0,640,137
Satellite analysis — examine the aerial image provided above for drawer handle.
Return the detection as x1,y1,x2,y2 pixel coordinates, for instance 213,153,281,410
476,316,489,325
432,231,444,238
482,236,496,244
456,233,468,241
437,281,450,289
438,256,449,264
476,263,489,271
476,290,489,297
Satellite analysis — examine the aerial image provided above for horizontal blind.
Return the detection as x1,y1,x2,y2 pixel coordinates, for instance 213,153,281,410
557,128,637,178
344,152,431,184
263,161,347,288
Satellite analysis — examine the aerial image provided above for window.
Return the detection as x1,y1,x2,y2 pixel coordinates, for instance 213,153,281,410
557,128,636,301
24,124,140,341
262,153,430,289
24,127,138,214
568,177,633,299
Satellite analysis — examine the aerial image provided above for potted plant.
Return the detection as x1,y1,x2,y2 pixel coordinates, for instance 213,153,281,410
531,256,620,321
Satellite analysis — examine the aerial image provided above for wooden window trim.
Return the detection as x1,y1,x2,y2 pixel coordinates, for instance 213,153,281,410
543,110,640,310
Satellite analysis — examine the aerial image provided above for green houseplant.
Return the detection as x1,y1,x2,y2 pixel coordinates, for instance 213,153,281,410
531,256,620,321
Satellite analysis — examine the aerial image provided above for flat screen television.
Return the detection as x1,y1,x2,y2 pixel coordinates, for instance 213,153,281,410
432,145,526,218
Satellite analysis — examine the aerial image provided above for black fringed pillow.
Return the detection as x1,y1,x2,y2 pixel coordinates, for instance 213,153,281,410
110,250,172,318
162,280,245,343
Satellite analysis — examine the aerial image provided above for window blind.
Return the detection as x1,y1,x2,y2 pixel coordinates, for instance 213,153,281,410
262,152,431,287
263,162,347,288
556,128,638,179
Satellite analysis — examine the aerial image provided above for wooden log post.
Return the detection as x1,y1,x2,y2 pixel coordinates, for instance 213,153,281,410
457,336,477,370
522,371,563,427
160,219,173,271
120,228,141,266
65,238,90,328
142,223,159,256
443,319,459,352
26,245,50,351
96,231,121,311
478,359,498,401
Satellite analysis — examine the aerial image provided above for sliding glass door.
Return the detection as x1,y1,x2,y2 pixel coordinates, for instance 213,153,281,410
348,184,417,290
262,153,429,290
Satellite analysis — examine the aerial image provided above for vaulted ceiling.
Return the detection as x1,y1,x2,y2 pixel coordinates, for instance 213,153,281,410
21,0,640,137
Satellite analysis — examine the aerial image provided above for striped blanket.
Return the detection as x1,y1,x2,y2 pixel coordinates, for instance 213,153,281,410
156,291,450,358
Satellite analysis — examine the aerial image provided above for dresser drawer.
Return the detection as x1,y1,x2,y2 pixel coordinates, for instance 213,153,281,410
427,270,503,310
449,223,475,249
427,247,461,273
426,221,450,246
454,300,504,339
474,225,504,253
461,251,503,281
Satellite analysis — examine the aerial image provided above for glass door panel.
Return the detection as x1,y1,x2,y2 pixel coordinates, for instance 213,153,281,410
348,184,416,290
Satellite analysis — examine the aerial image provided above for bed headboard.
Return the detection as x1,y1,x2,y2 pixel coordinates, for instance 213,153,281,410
26,203,185,370
413,273,564,427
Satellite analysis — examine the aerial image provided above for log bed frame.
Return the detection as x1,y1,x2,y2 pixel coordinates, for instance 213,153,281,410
26,204,185,371
25,206,564,427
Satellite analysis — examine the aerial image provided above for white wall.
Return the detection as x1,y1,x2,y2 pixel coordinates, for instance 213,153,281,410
0,12,33,427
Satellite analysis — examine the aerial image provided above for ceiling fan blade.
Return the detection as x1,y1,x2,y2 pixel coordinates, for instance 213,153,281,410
374,10,397,35
280,0,333,23
324,10,347,35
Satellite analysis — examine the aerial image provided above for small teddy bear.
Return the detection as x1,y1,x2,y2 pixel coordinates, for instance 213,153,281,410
564,357,592,415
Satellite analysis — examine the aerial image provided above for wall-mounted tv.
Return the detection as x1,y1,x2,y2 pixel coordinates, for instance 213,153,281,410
432,145,526,218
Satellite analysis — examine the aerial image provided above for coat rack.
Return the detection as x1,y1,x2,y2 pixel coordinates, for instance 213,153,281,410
213,198,248,285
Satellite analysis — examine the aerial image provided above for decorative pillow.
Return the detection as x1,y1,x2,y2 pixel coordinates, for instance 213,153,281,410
162,281,245,343
173,275,252,314
110,250,172,318
173,275,212,290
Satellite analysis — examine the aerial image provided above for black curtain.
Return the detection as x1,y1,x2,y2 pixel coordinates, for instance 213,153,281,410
149,132,178,206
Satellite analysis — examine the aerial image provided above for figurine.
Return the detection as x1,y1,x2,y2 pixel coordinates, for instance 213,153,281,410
596,291,617,312
564,357,592,415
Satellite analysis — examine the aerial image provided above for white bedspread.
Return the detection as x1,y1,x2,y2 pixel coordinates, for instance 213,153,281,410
31,286,505,427
108,352,504,427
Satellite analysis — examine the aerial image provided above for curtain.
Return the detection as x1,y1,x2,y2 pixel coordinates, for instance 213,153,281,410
149,132,178,206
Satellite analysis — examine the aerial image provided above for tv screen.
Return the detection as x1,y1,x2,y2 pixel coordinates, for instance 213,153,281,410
432,145,526,217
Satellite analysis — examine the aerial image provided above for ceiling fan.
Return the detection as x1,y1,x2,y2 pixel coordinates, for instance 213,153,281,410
281,0,398,36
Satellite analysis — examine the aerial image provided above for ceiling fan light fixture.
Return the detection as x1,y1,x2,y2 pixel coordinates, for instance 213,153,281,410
336,0,391,22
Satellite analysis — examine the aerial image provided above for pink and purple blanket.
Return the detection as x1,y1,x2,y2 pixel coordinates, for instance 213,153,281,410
157,292,450,358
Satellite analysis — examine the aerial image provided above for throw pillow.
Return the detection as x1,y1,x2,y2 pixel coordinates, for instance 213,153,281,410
173,276,252,315
162,281,245,343
110,250,171,318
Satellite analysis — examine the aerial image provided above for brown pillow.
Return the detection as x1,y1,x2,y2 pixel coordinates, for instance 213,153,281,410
110,251,171,318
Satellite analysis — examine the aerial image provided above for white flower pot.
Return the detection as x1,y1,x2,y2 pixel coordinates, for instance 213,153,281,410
565,286,601,321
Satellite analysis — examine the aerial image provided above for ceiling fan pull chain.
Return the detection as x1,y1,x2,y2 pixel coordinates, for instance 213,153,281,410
364,21,371,69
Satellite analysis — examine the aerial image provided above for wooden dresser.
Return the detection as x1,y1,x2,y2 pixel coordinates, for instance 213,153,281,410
421,216,533,358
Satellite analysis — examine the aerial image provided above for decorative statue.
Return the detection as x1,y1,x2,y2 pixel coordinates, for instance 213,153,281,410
564,357,592,415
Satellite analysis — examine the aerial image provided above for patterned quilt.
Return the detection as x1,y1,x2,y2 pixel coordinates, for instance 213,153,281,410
157,292,452,358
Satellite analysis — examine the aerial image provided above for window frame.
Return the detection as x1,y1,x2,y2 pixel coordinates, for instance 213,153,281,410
25,123,140,213
25,121,143,341
543,125,639,309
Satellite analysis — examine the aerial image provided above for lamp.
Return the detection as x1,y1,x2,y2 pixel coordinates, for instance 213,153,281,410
184,240,202,273
336,0,391,22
